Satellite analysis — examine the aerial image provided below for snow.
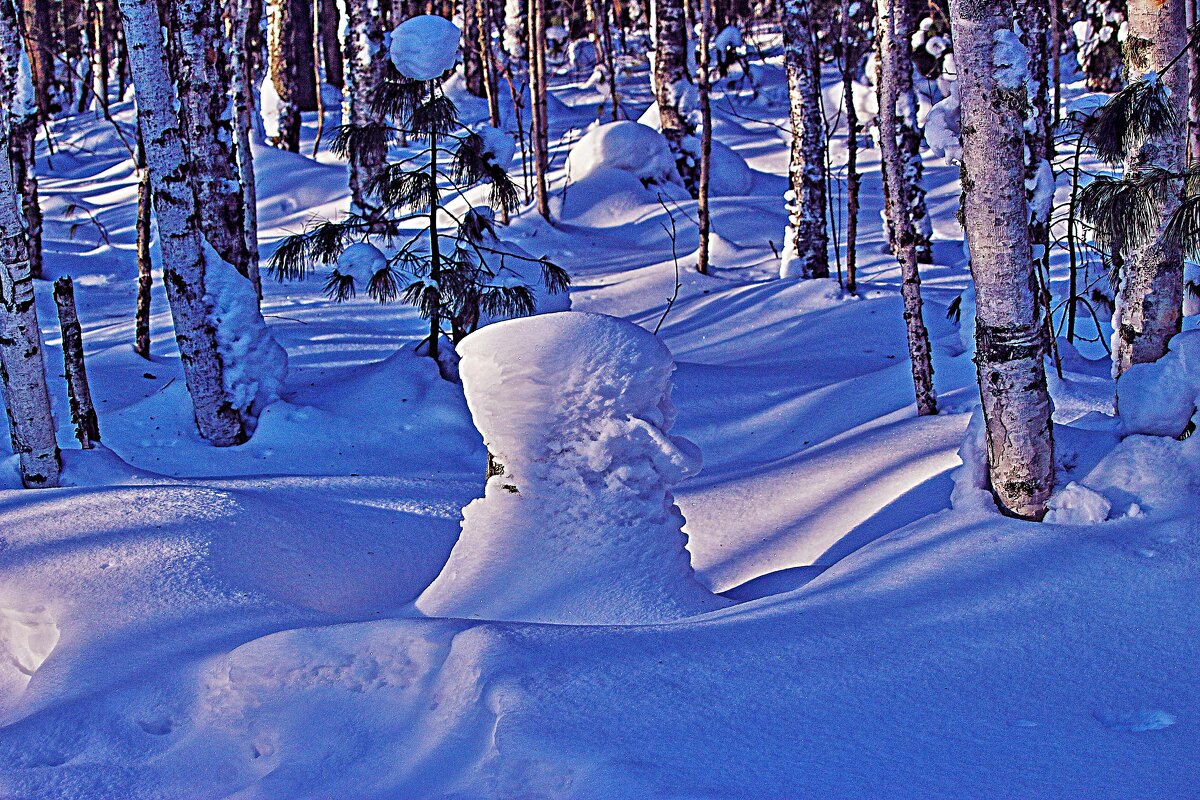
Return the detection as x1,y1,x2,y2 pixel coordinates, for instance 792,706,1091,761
474,125,515,170
1117,330,1200,437
336,240,388,285
388,15,461,82
418,312,726,624
565,120,683,189
925,81,962,164
1,48,1198,800
1045,481,1112,524
203,243,288,424
992,29,1030,91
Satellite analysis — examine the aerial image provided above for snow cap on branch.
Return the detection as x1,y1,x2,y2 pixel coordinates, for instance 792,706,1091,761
389,15,461,81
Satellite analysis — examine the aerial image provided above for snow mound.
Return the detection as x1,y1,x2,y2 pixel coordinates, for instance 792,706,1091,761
565,121,683,189
1118,330,1200,437
0,605,58,698
389,15,461,81
417,312,727,624
204,244,288,426
1045,481,1111,524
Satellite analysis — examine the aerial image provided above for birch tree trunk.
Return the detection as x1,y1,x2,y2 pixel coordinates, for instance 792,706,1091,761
950,0,1054,519
527,0,550,219
780,0,828,278
697,0,712,274
229,0,263,299
653,0,695,190
0,0,41,280
117,0,248,446
1113,0,1188,375
344,0,389,218
53,277,101,448
1188,0,1200,164
0,111,60,488
878,0,936,415
876,0,932,264
171,0,254,288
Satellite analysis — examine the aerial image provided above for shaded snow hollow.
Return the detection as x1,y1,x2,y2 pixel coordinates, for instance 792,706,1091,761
418,312,728,623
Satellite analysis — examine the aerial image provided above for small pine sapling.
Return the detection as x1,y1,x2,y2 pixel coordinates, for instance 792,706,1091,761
270,16,567,373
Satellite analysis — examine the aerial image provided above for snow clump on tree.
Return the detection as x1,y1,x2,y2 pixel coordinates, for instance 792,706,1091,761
417,311,727,624
389,15,461,81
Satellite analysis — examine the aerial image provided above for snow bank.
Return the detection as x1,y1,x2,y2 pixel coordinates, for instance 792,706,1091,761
1118,330,1200,437
0,605,58,700
1045,481,1111,524
204,244,288,425
389,15,461,81
417,312,727,624
565,121,683,189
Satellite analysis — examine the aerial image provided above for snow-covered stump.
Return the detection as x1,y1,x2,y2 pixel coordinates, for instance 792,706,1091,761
418,312,727,624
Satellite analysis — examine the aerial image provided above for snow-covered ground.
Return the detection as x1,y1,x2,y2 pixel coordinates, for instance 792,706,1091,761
1,45,1197,799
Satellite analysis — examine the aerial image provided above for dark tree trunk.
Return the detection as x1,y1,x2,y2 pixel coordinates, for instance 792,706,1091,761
53,277,102,448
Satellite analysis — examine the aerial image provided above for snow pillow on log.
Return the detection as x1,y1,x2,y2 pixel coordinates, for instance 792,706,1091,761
417,311,727,624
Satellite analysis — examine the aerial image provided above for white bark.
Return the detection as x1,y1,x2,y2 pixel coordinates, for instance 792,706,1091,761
172,0,255,292
0,111,59,487
117,0,248,445
344,0,388,217
1113,0,1188,375
780,0,828,278
877,0,937,415
653,0,695,189
504,0,526,59
950,0,1054,518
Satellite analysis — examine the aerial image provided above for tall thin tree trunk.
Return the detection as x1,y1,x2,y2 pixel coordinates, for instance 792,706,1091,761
117,0,248,446
1113,0,1188,375
840,0,860,294
878,0,936,415
20,0,58,118
229,0,263,300
950,0,1054,519
53,277,101,448
0,4,41,281
876,0,931,263
780,0,828,278
462,0,486,96
697,0,712,274
171,0,253,286
504,0,526,58
344,0,389,219
653,0,695,191
319,0,344,89
134,134,153,358
271,0,318,151
527,0,550,219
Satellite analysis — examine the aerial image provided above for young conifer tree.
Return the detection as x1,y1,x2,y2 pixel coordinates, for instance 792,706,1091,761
270,16,568,374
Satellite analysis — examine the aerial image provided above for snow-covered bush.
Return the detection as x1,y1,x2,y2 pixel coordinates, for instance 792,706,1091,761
417,311,726,624
566,121,684,190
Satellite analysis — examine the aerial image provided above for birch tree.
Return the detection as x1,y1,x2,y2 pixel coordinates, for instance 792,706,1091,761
171,0,256,291
653,0,696,189
950,0,1054,518
0,0,40,279
528,0,550,219
780,0,828,278
117,0,249,445
875,0,932,263
878,0,937,415
0,12,59,487
1112,0,1188,374
344,0,389,218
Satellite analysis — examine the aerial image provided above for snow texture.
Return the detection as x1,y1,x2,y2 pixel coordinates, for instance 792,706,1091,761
1045,481,1112,524
389,15,461,81
1118,330,1200,437
566,120,684,188
475,125,515,170
204,243,288,424
417,312,727,624
992,29,1030,91
336,241,388,286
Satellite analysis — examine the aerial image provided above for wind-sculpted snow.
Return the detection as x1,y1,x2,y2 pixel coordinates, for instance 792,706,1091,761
418,312,727,624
